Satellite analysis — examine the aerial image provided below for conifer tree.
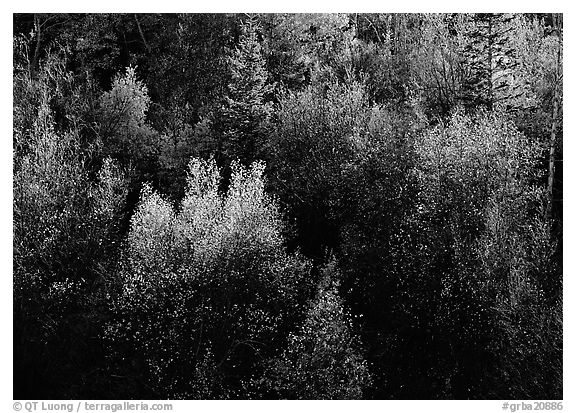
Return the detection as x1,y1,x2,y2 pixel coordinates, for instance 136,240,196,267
264,261,372,399
220,17,274,165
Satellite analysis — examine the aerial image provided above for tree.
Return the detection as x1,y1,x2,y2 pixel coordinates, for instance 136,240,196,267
353,13,422,104
334,105,420,397
98,66,163,186
408,14,467,118
508,14,563,221
546,14,562,221
477,184,561,398
98,66,154,155
12,12,563,400
263,261,372,399
261,13,354,89
14,63,128,397
269,80,369,257
107,158,313,398
218,17,274,165
410,108,557,397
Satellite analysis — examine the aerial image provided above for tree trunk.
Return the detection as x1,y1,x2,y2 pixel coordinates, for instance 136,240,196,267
31,14,42,77
134,14,151,54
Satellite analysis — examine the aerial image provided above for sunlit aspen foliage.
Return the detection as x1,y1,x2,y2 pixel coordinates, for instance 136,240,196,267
108,158,313,398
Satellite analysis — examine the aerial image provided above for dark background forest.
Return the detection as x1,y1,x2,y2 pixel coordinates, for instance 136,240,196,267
13,13,563,400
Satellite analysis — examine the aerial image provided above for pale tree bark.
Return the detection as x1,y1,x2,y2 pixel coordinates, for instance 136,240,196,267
31,14,42,77
134,14,151,54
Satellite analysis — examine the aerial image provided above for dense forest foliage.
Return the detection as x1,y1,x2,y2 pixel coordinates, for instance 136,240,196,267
13,13,562,400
